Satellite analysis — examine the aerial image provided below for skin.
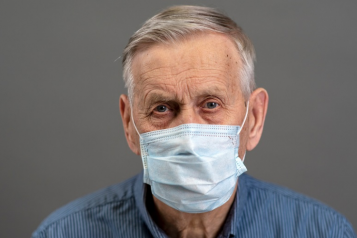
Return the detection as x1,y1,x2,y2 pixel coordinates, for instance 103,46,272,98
120,32,268,238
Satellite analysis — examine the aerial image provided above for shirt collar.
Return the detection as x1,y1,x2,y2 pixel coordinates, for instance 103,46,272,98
134,171,249,238
226,173,249,237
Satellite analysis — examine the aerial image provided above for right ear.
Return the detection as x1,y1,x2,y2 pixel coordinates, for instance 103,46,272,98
119,94,140,155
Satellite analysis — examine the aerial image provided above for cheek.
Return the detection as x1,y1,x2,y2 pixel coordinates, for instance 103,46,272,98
199,111,225,124
148,116,174,130
219,107,242,125
135,114,170,134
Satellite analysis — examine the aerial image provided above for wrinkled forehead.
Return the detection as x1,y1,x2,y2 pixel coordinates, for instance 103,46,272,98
130,32,243,99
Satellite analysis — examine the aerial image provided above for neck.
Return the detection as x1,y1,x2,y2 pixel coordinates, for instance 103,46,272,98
148,184,238,238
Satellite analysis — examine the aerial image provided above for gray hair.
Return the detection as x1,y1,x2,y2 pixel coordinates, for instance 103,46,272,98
122,5,256,102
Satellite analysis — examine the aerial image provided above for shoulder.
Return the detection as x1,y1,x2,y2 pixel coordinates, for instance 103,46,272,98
32,173,143,238
243,173,330,205
239,174,356,237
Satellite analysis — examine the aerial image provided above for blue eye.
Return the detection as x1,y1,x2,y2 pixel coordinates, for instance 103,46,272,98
155,105,168,112
206,102,218,109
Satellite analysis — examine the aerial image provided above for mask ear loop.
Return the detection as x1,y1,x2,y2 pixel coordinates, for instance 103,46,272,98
237,101,249,135
236,101,249,163
130,103,142,139
130,103,149,176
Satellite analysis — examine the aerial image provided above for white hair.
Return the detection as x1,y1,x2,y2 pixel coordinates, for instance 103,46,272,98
122,5,256,102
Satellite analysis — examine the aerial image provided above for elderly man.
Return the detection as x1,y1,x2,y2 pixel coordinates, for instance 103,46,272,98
33,5,356,238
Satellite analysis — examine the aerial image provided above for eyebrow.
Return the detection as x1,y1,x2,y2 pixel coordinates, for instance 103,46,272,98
144,92,174,107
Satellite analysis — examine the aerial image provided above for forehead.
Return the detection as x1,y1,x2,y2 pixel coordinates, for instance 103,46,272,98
131,32,242,96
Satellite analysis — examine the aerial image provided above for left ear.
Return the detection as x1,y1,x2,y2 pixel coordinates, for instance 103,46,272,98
246,88,269,151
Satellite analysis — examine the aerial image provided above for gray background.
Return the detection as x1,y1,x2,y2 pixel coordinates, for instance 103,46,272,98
1,1,356,237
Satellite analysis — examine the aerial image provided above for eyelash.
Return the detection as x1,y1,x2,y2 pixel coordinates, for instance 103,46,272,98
202,98,221,109
149,103,171,116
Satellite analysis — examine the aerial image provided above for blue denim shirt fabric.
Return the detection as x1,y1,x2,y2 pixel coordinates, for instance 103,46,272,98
32,172,356,238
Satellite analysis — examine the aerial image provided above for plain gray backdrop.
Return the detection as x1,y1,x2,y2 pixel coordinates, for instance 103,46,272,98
1,1,356,237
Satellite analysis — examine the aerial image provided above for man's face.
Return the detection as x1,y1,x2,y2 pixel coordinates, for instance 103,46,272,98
126,32,250,156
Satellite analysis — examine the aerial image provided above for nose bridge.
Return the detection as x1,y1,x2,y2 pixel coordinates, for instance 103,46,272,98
178,105,203,125
174,78,205,125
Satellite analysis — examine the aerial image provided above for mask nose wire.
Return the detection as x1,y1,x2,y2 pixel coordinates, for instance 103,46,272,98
237,101,249,135
130,103,142,139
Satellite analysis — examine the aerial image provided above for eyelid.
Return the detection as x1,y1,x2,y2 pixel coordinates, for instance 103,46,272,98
147,101,168,110
201,97,221,108
154,104,168,112
151,102,172,114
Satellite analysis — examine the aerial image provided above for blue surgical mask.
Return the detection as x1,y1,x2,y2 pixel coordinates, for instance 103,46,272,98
131,102,249,213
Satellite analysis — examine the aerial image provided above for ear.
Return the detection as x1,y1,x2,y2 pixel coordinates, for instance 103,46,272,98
119,94,141,155
246,88,269,151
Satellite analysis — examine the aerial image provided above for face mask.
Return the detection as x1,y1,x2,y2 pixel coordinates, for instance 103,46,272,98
131,102,249,213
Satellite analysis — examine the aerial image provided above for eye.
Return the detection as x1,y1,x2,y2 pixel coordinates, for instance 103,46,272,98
205,102,218,109
154,105,168,113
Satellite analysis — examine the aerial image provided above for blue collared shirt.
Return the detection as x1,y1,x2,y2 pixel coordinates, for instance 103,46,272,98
32,172,356,238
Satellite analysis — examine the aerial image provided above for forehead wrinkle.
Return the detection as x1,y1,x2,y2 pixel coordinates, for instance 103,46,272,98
137,53,239,79
134,67,173,104
138,65,173,81
170,67,235,79
176,73,232,91
133,50,241,86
